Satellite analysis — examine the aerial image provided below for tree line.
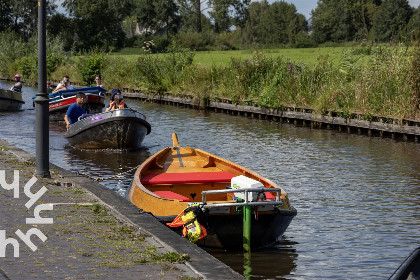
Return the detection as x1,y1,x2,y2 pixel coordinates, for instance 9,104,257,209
0,0,419,52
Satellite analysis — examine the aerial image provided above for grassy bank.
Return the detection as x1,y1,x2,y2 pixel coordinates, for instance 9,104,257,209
1,31,419,120
113,46,367,67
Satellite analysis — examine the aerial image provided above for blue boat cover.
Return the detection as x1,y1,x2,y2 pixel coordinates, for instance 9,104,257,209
32,86,106,100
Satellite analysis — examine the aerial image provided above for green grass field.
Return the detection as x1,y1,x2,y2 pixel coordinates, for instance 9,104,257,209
192,47,353,67
113,46,366,67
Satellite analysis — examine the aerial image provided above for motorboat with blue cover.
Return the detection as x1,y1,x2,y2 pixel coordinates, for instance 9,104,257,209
32,86,105,121
63,108,151,149
0,89,25,111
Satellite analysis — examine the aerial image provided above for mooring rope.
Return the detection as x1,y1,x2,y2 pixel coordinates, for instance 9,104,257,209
77,164,140,182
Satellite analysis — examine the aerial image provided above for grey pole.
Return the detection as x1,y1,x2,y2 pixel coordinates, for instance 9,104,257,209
35,0,50,178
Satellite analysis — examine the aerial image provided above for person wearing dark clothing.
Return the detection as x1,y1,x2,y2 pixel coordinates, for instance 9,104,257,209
47,80,53,94
95,75,104,88
11,74,22,92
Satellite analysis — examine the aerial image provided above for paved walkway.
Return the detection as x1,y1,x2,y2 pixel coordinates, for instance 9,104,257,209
0,139,244,280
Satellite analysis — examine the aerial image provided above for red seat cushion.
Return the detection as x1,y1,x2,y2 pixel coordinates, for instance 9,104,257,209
153,191,191,202
265,192,276,200
141,171,236,185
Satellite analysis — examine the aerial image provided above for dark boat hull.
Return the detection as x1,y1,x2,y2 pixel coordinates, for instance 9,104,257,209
158,207,297,250
209,208,296,249
390,246,420,280
0,89,24,111
64,108,151,149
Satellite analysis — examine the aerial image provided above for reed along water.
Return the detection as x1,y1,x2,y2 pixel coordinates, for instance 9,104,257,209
1,83,419,279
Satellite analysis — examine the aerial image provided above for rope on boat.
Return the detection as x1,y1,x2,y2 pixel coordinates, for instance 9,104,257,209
76,165,140,182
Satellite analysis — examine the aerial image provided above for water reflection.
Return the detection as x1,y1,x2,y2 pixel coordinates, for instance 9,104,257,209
1,81,420,279
207,240,298,280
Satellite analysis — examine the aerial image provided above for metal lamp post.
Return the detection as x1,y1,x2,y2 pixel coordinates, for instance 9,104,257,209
35,0,50,178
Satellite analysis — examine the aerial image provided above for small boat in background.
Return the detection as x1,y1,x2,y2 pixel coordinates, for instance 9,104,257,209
389,246,420,280
64,108,151,149
129,133,297,250
0,89,25,111
33,86,106,121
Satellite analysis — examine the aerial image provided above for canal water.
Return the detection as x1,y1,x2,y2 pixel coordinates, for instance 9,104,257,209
1,82,419,279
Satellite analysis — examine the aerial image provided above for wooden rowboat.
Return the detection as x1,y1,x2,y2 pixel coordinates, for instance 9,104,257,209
129,133,297,249
63,108,151,149
0,89,24,111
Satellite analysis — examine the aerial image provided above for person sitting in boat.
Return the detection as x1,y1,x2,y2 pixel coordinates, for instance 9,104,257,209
10,74,22,92
46,80,53,94
95,75,105,88
63,75,74,90
53,75,73,93
64,92,86,130
52,78,69,93
105,89,127,112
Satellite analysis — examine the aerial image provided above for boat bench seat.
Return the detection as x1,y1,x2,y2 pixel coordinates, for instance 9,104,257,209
152,191,191,202
141,171,236,185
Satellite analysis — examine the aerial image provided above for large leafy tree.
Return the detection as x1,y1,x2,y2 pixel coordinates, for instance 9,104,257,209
210,0,250,33
242,1,307,45
407,6,420,41
231,0,250,32
372,0,413,41
63,0,131,50
177,0,212,32
270,1,307,44
0,0,13,32
155,0,181,39
209,0,231,33
136,0,157,35
241,1,270,44
136,0,180,38
1,0,56,41
176,0,250,33
176,0,206,32
344,0,381,40
47,13,75,51
311,0,355,43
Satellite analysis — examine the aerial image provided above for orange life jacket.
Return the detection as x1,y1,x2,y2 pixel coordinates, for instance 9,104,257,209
109,99,125,110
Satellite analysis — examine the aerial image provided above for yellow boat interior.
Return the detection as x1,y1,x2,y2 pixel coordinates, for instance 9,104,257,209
130,134,291,217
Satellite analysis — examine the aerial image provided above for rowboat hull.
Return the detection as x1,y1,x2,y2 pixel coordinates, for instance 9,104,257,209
129,134,296,250
0,89,24,111
63,108,151,149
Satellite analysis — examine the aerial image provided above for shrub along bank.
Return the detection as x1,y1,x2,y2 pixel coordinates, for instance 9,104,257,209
1,31,420,121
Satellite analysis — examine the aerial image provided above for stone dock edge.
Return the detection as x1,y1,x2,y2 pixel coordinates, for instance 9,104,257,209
0,138,245,280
